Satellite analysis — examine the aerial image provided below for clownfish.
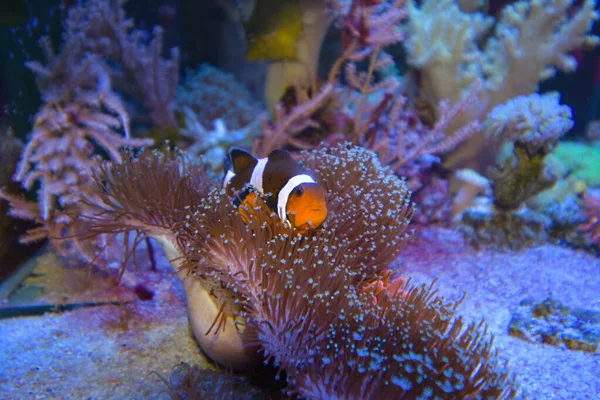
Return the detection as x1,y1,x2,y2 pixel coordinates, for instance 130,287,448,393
223,148,327,233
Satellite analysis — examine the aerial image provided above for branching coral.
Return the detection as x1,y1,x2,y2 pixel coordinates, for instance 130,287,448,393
0,55,152,268
0,0,180,266
327,0,407,139
253,83,336,157
252,0,410,157
14,57,152,222
31,0,180,128
253,0,482,178
373,81,483,173
404,0,599,171
70,143,517,398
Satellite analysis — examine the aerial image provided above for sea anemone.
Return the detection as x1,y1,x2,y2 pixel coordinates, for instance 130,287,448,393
73,143,517,397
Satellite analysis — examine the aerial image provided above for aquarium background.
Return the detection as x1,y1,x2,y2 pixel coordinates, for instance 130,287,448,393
1,0,600,399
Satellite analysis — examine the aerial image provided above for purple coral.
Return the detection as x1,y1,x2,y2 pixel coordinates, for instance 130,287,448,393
0,59,152,264
31,0,180,128
14,57,152,222
0,0,172,265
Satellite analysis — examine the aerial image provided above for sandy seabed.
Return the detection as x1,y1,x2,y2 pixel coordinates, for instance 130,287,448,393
0,226,599,399
399,227,600,400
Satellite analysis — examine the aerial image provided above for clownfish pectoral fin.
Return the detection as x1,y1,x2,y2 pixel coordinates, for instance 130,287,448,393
238,191,261,224
228,147,256,175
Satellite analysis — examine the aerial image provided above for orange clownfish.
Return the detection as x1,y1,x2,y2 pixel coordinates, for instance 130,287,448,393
223,148,328,234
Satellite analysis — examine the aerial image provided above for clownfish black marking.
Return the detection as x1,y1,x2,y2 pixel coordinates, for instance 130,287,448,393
223,148,328,233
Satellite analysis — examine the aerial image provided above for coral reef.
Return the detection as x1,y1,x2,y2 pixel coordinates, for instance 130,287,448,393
28,0,180,129
4,0,600,396
0,52,152,266
0,0,183,268
12,57,152,222
246,0,598,231
404,0,599,172
456,92,578,248
252,0,484,226
69,144,517,398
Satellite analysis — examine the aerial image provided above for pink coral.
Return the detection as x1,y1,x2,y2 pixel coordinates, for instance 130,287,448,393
13,57,152,222
253,84,335,157
28,0,180,128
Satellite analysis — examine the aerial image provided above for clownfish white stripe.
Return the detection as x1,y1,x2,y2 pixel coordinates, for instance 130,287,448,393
277,174,316,227
250,157,268,193
223,170,236,189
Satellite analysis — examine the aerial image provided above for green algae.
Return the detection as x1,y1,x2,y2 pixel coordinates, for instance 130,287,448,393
549,142,600,188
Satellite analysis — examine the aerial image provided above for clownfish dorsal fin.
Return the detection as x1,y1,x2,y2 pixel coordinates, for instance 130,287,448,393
267,149,294,164
228,147,257,175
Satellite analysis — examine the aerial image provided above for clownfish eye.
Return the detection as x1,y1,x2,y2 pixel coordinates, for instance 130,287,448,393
294,187,304,197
